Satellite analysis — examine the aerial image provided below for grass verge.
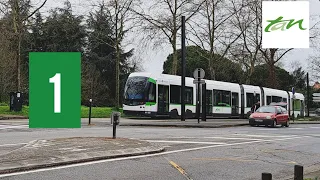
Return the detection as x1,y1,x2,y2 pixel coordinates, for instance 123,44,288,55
0,105,123,118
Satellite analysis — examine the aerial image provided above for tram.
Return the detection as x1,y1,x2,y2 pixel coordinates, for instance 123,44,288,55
123,72,305,118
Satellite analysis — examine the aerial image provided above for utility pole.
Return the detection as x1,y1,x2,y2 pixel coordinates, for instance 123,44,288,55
181,16,186,121
307,73,310,117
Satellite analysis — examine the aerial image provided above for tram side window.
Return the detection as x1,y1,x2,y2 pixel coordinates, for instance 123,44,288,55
213,90,231,107
148,83,156,102
267,96,271,105
222,91,231,106
272,96,282,103
170,85,181,104
246,93,260,107
185,87,193,104
282,98,287,103
246,93,253,107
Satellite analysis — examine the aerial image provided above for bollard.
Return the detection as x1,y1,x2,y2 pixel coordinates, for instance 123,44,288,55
111,112,120,139
88,99,92,125
262,173,272,180
294,165,303,180
113,116,116,139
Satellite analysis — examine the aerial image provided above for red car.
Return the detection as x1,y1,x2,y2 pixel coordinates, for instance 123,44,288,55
249,105,289,127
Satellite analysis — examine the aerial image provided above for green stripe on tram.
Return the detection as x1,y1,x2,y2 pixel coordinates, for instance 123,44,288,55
146,102,156,106
170,103,196,106
148,78,156,84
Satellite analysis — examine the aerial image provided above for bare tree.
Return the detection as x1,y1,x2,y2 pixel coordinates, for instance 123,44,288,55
0,18,16,102
132,0,205,75
309,55,320,80
229,0,263,84
89,0,136,109
7,0,47,92
187,0,247,80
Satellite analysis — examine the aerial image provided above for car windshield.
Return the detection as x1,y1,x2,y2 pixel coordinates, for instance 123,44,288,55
256,106,275,113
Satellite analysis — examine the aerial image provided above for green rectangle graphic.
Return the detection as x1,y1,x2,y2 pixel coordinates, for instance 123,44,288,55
29,52,81,128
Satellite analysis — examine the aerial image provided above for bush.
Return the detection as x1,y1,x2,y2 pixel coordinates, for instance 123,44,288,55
0,102,8,106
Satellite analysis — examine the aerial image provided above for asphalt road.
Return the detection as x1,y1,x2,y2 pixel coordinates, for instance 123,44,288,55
0,120,320,180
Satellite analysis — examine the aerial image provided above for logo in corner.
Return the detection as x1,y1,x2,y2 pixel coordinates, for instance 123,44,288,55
264,16,307,32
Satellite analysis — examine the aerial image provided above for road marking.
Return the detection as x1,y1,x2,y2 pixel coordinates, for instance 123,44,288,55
232,134,297,138
191,157,256,162
309,127,320,129
287,161,297,164
168,160,193,180
145,140,227,145
0,135,309,178
256,128,278,131
167,136,263,141
0,125,28,130
290,128,303,130
0,143,27,147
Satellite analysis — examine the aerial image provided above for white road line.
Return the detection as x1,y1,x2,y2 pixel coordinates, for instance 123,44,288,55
204,137,263,141
256,128,278,131
0,125,28,130
145,140,227,145
0,143,27,147
309,127,320,129
290,128,303,130
163,137,263,141
0,135,309,178
227,134,298,138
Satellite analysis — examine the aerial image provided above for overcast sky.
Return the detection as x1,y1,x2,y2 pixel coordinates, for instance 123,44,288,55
35,0,320,82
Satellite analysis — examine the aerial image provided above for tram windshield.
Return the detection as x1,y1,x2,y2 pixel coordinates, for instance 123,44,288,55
124,76,148,100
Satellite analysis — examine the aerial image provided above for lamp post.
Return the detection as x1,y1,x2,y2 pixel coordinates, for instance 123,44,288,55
89,99,92,125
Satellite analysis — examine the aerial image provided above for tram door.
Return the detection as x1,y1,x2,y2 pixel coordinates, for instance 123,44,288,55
206,90,213,115
232,92,239,116
158,85,169,114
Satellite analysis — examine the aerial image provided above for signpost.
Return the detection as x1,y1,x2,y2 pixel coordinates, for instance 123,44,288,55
313,93,320,103
193,68,205,123
181,16,186,121
292,87,295,122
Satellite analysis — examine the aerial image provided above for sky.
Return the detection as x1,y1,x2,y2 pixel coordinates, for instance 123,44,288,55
35,0,320,82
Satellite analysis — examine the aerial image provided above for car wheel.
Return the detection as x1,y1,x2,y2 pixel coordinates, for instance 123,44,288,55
271,119,277,128
285,119,290,127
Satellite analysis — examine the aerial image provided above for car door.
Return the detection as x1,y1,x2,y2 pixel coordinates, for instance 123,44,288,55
280,107,289,122
276,107,283,122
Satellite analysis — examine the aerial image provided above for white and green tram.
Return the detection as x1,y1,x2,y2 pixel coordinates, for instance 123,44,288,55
123,72,305,118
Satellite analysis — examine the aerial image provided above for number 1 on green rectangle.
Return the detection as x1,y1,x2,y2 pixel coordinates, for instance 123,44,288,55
49,73,61,113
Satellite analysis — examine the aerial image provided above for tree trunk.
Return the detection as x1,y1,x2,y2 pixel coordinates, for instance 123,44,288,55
208,54,215,80
171,40,177,75
116,44,120,109
246,61,255,84
267,62,278,89
17,32,21,92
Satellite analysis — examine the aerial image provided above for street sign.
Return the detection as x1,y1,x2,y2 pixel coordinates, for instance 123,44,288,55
292,87,295,95
313,97,320,100
193,79,205,84
193,68,205,79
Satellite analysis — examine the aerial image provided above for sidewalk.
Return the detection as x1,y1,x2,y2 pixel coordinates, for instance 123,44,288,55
0,114,27,120
118,118,249,128
2,116,320,128
0,137,164,174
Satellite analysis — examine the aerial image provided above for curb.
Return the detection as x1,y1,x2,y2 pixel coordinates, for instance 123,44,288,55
0,116,28,120
120,123,249,128
291,121,320,124
0,146,165,175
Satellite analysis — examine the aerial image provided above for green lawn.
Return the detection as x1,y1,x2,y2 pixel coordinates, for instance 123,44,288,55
81,106,121,118
0,105,123,118
0,105,29,117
